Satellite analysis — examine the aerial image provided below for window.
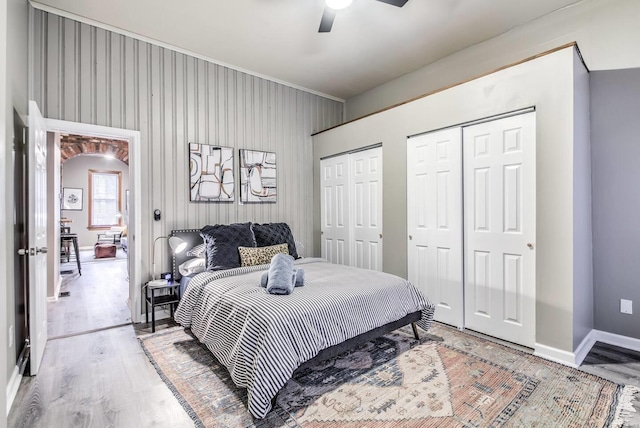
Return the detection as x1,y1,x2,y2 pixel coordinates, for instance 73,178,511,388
89,169,122,228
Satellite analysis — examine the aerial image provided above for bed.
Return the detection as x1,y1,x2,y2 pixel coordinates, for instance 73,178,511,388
171,226,435,419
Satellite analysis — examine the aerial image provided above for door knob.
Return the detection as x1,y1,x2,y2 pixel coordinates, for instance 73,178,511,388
409,235,413,240
37,247,48,254
379,233,383,239
527,243,534,250
17,248,30,256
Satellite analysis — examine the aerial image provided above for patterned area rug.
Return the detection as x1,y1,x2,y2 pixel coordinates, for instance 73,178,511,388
139,323,640,427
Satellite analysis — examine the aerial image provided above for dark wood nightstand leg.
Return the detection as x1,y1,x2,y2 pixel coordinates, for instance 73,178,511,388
145,288,149,325
151,289,156,333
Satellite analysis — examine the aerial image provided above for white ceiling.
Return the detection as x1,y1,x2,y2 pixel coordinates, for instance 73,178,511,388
34,0,581,100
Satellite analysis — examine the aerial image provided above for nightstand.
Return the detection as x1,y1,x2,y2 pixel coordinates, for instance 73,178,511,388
145,280,180,332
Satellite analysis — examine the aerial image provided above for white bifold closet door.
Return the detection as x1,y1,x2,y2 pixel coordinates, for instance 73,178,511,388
321,154,350,265
407,112,536,348
321,147,383,270
463,113,536,347
407,128,464,328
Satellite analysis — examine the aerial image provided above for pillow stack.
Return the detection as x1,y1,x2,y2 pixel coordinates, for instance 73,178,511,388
196,222,300,272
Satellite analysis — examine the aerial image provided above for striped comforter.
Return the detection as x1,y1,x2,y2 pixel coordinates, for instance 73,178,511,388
174,258,435,419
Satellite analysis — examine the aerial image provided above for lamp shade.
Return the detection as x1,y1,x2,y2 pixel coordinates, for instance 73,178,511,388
151,235,187,281
168,236,187,254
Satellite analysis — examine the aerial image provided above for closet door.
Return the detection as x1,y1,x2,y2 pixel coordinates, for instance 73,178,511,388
463,112,536,347
407,128,463,328
350,147,383,271
320,155,350,265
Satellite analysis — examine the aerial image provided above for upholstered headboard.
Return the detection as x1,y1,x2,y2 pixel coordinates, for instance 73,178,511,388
170,229,203,281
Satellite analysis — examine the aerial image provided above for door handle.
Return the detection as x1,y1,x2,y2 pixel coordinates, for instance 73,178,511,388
17,247,48,256
409,235,413,240
379,233,383,239
527,243,534,250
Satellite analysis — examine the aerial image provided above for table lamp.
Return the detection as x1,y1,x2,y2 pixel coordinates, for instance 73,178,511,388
149,235,187,286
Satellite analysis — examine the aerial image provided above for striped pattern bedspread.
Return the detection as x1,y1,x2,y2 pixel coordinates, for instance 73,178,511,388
174,258,435,419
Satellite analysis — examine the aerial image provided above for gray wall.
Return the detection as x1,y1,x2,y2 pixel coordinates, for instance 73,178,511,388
3,0,29,418
32,9,343,283
62,155,130,247
591,68,640,339
345,0,640,120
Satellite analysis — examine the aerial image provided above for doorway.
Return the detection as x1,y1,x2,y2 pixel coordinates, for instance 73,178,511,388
43,118,143,329
50,133,132,337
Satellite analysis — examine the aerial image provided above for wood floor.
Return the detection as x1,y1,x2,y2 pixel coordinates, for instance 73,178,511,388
9,254,192,428
8,258,640,426
50,250,131,338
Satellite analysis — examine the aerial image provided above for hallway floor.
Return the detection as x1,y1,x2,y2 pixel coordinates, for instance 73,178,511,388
50,250,131,338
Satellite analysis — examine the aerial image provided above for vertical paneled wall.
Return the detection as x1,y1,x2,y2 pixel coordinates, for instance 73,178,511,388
32,10,343,277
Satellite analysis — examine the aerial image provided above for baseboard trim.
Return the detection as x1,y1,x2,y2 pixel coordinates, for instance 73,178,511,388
534,342,579,368
6,365,21,416
534,329,640,368
591,329,640,353
47,276,63,302
573,330,597,366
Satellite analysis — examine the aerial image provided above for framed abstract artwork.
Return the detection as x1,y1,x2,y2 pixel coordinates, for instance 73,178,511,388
189,143,234,202
239,149,277,203
62,187,83,211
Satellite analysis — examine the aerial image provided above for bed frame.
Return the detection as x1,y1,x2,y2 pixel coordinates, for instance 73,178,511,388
298,311,421,371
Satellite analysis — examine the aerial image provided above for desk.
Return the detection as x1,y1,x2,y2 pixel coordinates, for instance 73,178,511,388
60,233,81,275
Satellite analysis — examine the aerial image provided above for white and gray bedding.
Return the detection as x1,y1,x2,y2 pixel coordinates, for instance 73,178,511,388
174,257,435,419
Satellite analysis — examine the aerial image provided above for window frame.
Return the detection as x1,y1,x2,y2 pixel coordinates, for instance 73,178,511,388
88,169,123,230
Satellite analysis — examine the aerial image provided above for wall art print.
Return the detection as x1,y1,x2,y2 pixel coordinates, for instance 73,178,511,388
62,187,83,211
189,143,234,202
239,149,276,203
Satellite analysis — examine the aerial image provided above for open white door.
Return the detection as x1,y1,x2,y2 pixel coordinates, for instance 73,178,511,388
320,155,350,265
350,147,383,271
407,128,464,328
463,112,536,347
27,101,48,375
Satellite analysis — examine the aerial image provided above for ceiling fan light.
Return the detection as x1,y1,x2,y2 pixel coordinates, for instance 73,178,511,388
325,0,352,10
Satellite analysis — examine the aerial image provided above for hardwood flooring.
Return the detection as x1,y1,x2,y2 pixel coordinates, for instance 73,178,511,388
50,250,131,338
580,342,640,388
7,258,640,426
9,255,191,427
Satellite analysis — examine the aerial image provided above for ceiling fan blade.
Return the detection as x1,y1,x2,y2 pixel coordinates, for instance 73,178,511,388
375,0,409,6
318,8,336,33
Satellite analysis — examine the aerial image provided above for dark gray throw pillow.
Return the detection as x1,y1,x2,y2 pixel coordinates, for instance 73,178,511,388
251,222,299,259
200,223,256,271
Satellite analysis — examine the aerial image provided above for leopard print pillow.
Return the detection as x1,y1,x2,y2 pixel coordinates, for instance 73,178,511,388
238,243,289,267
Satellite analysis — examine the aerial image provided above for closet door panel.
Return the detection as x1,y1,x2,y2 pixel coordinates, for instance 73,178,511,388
350,147,383,271
463,112,536,347
320,155,350,265
407,128,463,328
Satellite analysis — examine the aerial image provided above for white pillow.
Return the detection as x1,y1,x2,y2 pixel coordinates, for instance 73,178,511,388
179,257,206,276
186,243,206,258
